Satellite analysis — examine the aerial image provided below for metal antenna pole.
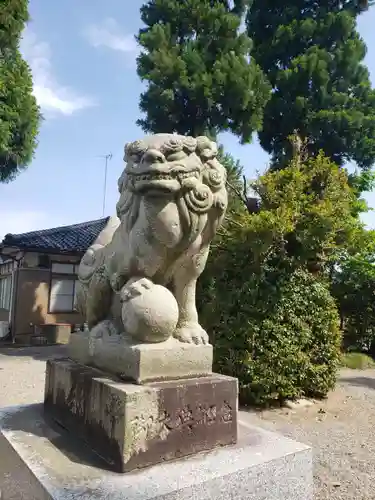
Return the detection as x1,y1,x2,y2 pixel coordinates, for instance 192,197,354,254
98,153,112,217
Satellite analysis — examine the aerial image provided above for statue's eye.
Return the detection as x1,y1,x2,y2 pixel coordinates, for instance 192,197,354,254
142,150,166,164
129,152,144,163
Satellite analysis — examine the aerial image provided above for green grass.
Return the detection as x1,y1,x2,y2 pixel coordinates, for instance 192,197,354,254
341,352,375,369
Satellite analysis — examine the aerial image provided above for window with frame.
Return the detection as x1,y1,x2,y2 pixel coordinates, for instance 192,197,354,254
0,275,12,310
49,262,80,313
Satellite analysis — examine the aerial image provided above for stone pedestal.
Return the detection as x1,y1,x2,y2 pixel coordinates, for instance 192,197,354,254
0,404,313,500
68,331,213,384
44,358,237,472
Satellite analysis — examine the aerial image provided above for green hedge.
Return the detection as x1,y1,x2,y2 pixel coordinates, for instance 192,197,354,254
198,248,341,407
196,150,356,406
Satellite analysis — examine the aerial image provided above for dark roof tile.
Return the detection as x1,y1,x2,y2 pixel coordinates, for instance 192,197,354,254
1,217,110,253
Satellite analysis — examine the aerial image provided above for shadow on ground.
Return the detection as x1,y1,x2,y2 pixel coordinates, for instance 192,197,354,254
0,403,112,472
340,376,375,391
0,345,69,362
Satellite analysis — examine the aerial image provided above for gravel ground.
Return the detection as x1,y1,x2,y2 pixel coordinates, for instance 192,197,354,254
0,345,68,406
242,369,375,500
1,346,375,499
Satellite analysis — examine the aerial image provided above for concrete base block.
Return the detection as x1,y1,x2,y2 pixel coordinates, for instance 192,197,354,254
0,404,313,500
44,358,238,472
68,330,213,383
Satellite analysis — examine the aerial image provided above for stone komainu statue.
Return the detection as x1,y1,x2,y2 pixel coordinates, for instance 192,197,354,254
75,134,228,345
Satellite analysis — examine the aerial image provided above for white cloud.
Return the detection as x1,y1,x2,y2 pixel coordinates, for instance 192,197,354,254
84,18,138,56
20,28,96,116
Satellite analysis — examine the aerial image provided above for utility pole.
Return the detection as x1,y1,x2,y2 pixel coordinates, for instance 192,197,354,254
97,153,112,216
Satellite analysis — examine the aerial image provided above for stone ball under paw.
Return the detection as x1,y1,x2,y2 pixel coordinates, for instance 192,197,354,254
121,279,179,343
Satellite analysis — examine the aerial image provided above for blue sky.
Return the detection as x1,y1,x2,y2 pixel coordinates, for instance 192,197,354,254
0,0,375,238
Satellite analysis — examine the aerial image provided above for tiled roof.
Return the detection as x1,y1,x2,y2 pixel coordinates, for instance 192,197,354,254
0,217,109,253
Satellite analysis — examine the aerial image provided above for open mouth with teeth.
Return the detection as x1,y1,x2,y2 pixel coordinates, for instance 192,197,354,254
128,167,200,193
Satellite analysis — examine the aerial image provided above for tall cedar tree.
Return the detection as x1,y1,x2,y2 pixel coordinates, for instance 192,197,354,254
246,0,375,174
0,0,40,183
136,0,270,141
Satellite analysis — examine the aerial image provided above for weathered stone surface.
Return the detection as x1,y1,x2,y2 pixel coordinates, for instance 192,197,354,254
68,330,213,384
0,404,313,500
75,134,228,346
44,358,237,472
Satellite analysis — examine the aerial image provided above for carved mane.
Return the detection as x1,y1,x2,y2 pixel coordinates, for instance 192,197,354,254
116,134,227,246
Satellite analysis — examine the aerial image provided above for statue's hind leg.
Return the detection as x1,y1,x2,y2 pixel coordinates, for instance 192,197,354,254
85,265,113,329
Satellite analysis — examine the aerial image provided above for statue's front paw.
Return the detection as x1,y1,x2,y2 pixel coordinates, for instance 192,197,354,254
174,323,209,345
